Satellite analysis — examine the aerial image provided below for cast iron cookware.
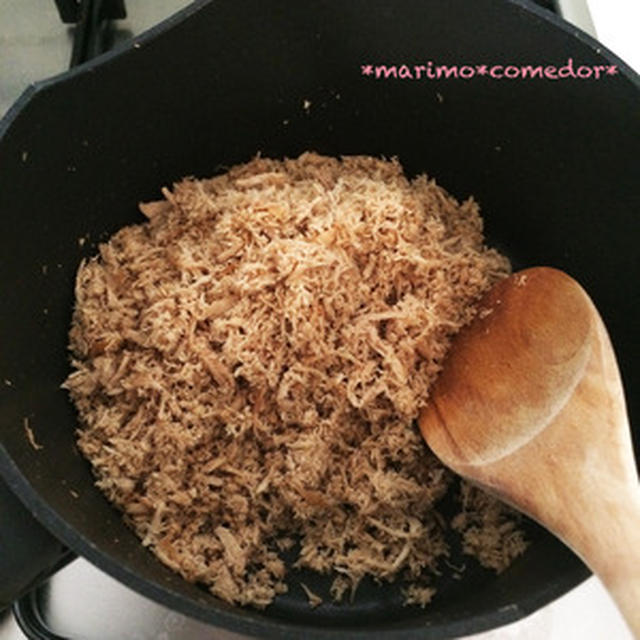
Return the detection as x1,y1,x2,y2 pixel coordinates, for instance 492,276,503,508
1,1,638,637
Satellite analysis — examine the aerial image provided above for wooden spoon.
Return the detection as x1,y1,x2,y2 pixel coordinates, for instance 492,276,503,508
419,267,640,637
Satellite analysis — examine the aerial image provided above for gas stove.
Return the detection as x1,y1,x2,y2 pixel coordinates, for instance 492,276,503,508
0,1,637,639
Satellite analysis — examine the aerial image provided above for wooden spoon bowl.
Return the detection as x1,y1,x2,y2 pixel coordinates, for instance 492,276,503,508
419,267,640,637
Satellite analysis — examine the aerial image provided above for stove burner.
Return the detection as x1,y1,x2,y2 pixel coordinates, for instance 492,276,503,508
54,0,127,67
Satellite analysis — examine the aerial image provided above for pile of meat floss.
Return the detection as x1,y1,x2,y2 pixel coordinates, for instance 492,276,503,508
64,153,528,609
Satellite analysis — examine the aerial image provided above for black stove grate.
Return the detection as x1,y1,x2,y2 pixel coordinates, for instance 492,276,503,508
53,0,127,67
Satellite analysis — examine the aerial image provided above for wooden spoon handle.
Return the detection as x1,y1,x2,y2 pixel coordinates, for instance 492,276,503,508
574,489,640,638
551,313,640,637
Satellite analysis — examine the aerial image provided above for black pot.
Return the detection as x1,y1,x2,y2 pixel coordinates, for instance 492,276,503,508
1,1,638,637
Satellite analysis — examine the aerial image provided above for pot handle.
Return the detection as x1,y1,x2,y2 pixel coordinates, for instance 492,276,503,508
0,476,75,610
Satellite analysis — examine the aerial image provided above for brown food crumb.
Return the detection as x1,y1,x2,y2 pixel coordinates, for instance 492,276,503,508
452,483,528,572
329,575,351,603
403,583,436,608
300,582,323,608
24,417,43,451
64,152,525,609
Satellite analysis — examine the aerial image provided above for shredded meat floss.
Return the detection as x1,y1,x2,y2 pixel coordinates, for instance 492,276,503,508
64,153,527,609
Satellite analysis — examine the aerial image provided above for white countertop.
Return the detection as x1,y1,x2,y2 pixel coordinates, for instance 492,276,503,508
585,0,640,72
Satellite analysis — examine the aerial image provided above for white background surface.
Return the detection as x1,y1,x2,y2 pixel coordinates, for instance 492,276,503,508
586,0,640,72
